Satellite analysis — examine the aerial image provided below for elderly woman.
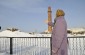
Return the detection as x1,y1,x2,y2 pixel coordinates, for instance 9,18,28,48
46,9,68,55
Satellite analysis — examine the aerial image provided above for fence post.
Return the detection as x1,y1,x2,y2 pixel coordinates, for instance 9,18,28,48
50,37,52,55
10,37,13,54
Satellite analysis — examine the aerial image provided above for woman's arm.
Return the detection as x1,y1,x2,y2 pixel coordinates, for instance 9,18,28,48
48,22,54,27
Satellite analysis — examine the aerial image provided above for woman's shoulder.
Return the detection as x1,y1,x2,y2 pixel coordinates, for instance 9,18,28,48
58,16,64,19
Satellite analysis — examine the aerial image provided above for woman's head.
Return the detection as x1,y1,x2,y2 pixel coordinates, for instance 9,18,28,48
56,9,65,17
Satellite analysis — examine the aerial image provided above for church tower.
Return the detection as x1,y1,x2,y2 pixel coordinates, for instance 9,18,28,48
48,6,52,33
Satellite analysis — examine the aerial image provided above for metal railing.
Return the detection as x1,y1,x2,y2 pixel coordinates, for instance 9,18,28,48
0,37,51,55
68,36,85,55
0,36,85,55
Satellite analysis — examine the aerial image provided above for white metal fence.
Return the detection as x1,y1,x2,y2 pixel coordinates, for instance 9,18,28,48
0,36,85,55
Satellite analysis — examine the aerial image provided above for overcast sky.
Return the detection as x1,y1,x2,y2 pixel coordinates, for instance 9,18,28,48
0,0,85,32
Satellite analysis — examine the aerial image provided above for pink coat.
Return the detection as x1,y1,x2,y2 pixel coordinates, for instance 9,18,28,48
48,16,68,55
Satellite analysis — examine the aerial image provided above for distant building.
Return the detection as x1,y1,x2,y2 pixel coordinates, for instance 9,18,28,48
6,28,19,32
48,6,52,33
67,28,85,35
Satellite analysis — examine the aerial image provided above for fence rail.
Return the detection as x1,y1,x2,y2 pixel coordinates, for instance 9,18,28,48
0,36,85,55
0,37,51,55
68,36,85,55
